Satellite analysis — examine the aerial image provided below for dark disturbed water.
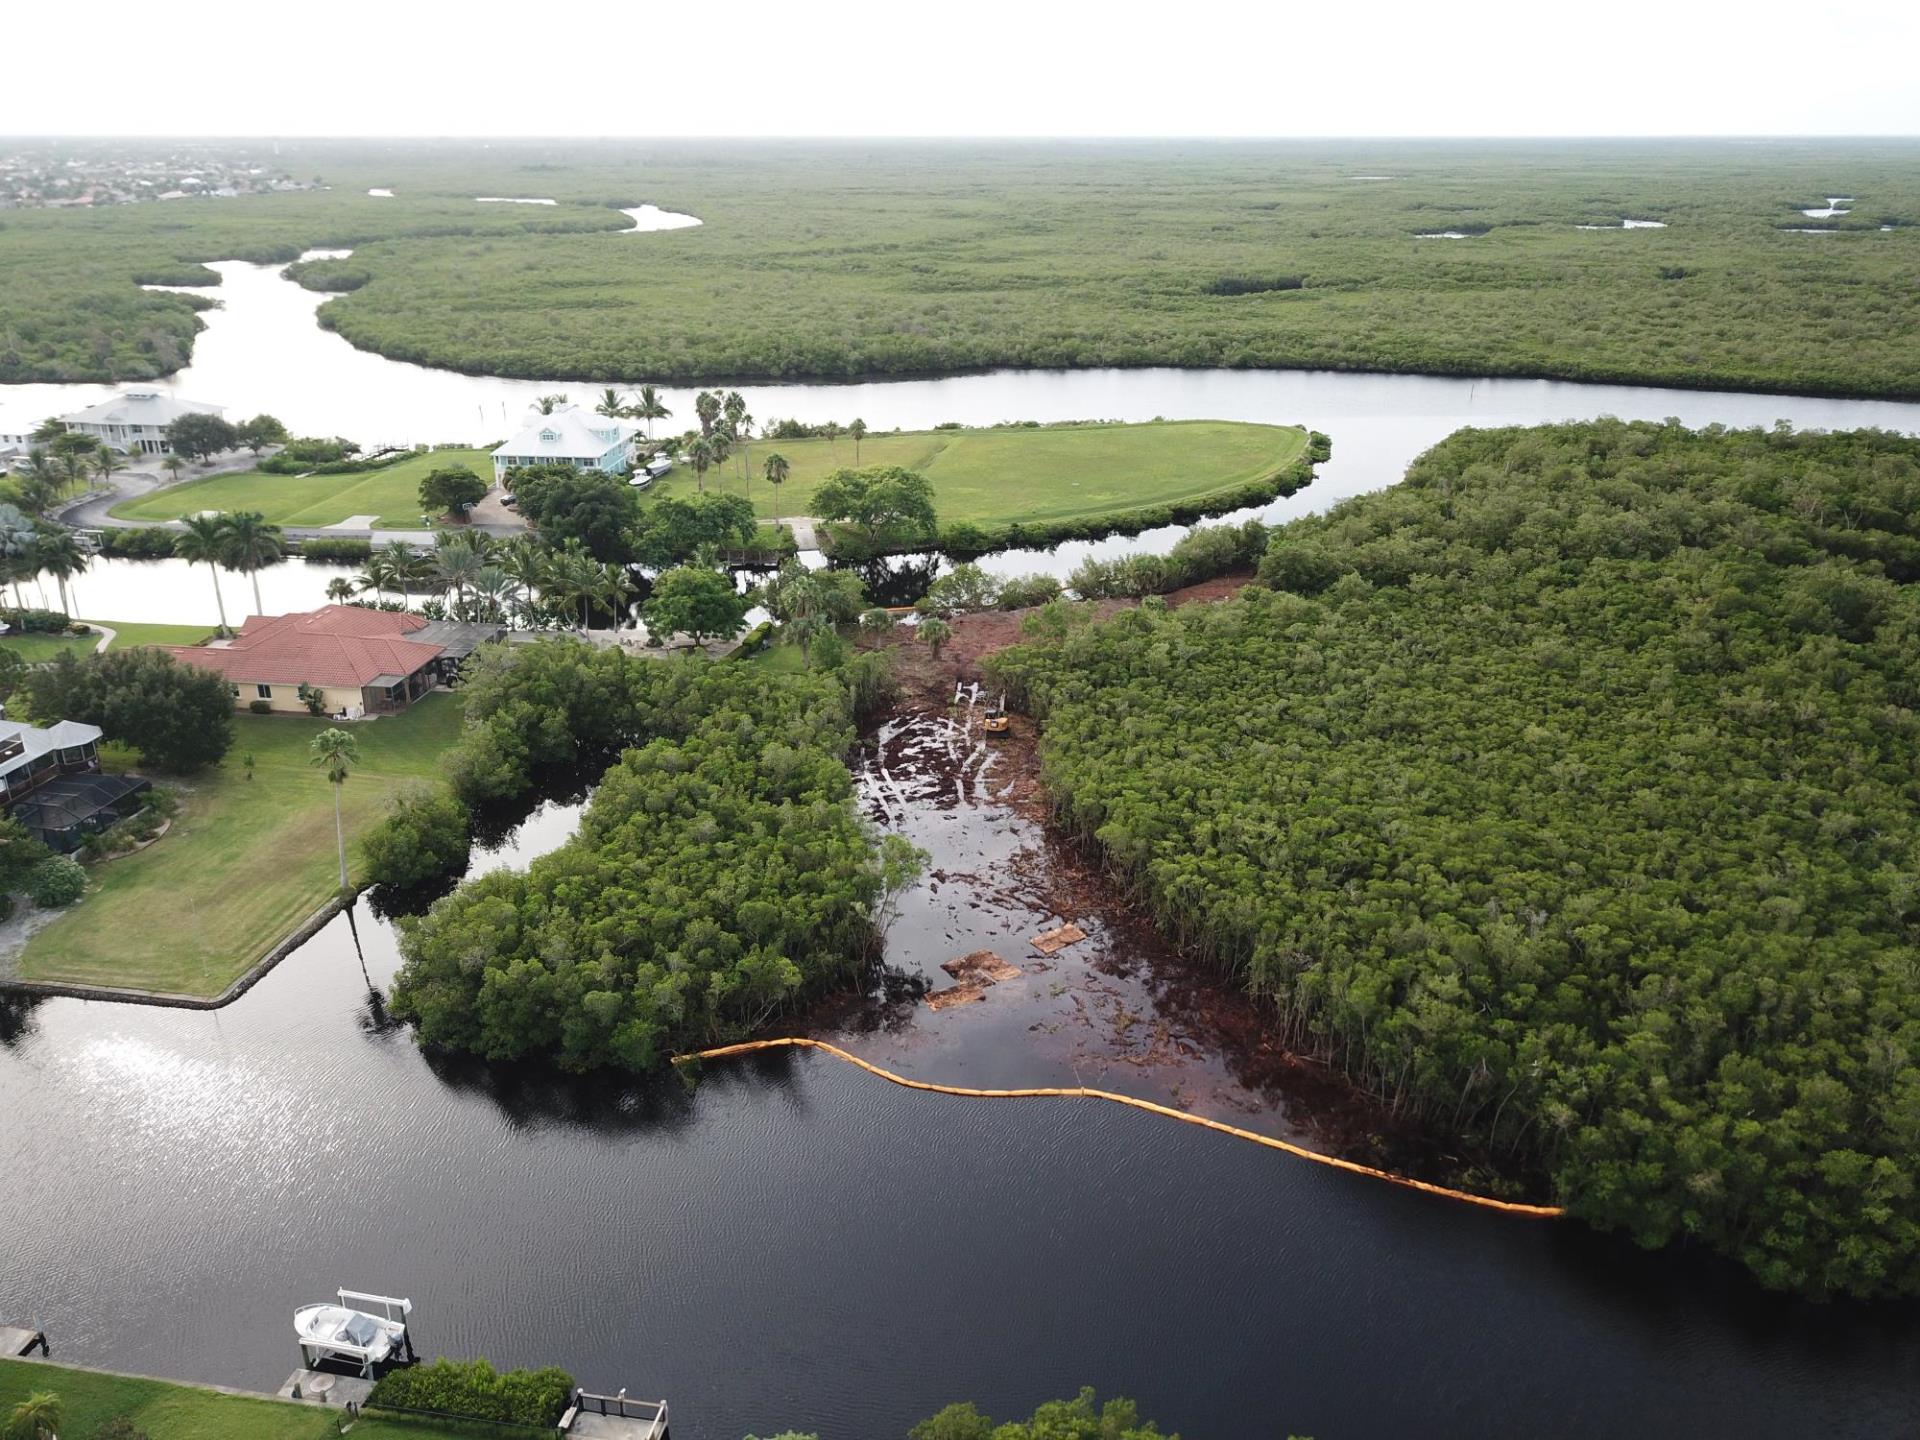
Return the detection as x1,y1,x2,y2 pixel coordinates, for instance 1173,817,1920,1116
4,796,1920,1439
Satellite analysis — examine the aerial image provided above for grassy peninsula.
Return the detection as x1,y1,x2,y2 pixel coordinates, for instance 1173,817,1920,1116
988,419,1920,1299
4,140,1919,396
650,420,1308,526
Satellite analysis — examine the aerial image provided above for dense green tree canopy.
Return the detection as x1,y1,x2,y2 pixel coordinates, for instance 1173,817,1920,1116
643,566,748,647
419,464,488,516
163,412,238,461
390,644,921,1070
811,466,938,545
990,420,1920,1299
629,492,756,568
26,648,234,772
507,464,640,562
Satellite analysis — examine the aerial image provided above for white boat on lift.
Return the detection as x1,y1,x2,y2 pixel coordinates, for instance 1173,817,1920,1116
293,1290,413,1377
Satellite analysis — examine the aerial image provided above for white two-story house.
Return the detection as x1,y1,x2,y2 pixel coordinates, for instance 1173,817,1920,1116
59,390,224,455
490,405,639,485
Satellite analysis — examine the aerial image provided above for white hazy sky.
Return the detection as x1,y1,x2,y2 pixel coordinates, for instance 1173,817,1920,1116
6,0,1919,138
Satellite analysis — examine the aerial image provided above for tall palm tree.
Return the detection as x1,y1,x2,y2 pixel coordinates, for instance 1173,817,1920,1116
723,392,752,481
0,504,38,607
163,454,188,485
310,728,360,891
545,547,602,633
497,535,551,625
326,577,357,603
694,390,721,438
687,436,715,493
595,387,630,420
220,510,284,618
355,552,396,605
823,419,842,455
850,417,868,463
534,393,569,415
35,528,87,617
471,564,514,624
176,513,234,635
599,562,638,631
710,427,733,487
764,452,790,520
434,534,484,615
635,384,669,439
59,449,92,493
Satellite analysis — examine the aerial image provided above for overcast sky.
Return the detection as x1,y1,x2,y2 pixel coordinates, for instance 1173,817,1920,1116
6,0,1919,139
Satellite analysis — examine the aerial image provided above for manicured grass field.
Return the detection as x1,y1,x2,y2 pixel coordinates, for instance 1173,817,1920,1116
645,420,1306,526
0,1358,524,1440
109,448,495,530
0,621,215,663
17,694,464,997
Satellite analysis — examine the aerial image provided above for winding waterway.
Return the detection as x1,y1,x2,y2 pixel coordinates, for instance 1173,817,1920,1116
7,239,1920,1435
6,248,1920,621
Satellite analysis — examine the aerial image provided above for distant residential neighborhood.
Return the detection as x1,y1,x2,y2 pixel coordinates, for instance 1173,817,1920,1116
0,142,316,208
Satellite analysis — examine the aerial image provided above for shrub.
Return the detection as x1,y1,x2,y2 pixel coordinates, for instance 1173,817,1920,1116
858,607,895,637
95,528,177,559
995,574,1063,609
922,563,1000,614
0,607,70,634
367,1357,575,1428
26,855,86,907
247,699,272,714
295,682,326,716
27,649,235,772
298,537,374,564
361,786,472,890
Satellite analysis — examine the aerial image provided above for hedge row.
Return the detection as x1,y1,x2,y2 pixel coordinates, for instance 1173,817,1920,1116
95,528,176,559
298,537,375,563
821,432,1329,561
0,607,78,634
366,1357,575,1428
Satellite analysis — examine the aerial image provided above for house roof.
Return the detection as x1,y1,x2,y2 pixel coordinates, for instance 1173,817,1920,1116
0,720,104,779
59,390,223,428
162,605,445,689
492,405,637,464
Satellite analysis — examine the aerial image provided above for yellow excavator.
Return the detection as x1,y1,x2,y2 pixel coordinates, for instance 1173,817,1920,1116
983,694,1010,737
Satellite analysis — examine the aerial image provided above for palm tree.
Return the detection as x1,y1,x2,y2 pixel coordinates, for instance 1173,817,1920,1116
724,392,752,481
850,417,868,463
5,1390,62,1440
163,454,188,485
694,390,721,438
30,416,65,442
220,511,284,618
355,551,396,605
93,446,124,489
546,547,602,632
176,513,234,635
710,427,733,486
59,449,91,493
0,505,39,608
497,535,552,624
434,534,484,615
311,728,360,891
595,387,630,420
634,384,669,439
36,528,87,617
823,419,842,456
534,393,569,415
599,562,638,631
471,564,514,624
326,577,357,603
687,436,715,493
764,452,790,520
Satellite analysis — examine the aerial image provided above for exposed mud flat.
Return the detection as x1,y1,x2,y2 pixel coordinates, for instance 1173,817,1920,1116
799,579,1502,1186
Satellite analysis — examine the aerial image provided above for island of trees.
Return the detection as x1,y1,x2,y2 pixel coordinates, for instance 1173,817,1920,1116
988,419,1920,1299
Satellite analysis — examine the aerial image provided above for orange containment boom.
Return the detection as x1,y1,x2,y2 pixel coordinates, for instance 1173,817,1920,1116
671,1036,1565,1219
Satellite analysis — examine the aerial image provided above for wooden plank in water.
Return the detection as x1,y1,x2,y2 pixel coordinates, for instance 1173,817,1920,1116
1031,922,1088,955
924,982,988,1012
940,950,1023,984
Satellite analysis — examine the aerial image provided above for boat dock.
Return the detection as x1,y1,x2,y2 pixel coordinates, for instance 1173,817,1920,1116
565,1389,669,1439
277,1367,375,1409
1,1324,49,1358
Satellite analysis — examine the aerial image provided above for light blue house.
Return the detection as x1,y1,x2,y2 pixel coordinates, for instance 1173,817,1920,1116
491,406,638,485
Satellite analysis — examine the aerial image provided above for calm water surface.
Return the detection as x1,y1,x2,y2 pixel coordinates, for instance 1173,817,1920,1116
4,789,1920,1439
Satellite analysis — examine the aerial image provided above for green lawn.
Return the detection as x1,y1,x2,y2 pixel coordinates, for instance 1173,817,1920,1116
17,694,465,997
0,1358,531,1440
0,621,215,663
644,421,1306,527
108,448,495,530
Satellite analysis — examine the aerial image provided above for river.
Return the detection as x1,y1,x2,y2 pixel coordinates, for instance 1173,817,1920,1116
6,252,1920,622
4,718,1920,1438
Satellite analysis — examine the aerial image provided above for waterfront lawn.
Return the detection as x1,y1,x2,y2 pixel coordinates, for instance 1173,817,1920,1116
108,448,495,530
643,420,1307,527
16,693,464,997
0,1358,536,1440
0,621,213,663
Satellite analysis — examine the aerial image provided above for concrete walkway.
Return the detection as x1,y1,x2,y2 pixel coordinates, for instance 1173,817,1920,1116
780,515,823,550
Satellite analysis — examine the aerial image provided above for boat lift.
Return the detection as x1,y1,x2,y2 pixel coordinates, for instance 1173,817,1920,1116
293,1290,414,1378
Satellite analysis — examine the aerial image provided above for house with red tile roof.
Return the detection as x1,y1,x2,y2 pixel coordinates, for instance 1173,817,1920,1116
160,605,500,717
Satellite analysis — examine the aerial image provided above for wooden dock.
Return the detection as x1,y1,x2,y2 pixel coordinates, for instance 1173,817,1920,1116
565,1389,669,1439
1,1324,48,1358
276,1367,375,1409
